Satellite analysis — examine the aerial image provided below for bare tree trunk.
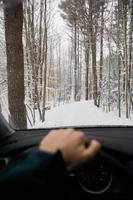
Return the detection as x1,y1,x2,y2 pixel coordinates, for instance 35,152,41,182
4,3,27,128
74,19,78,101
42,0,48,122
108,37,111,112
128,0,133,114
123,1,129,118
91,33,97,106
90,0,98,106
85,36,90,101
117,0,121,117
68,45,73,101
77,25,80,101
57,38,62,105
98,0,104,107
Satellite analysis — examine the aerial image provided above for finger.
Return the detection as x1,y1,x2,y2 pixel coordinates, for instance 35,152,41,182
76,131,89,142
66,128,75,133
83,140,101,160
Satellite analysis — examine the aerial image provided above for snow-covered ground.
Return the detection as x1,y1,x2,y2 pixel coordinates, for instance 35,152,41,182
29,101,133,128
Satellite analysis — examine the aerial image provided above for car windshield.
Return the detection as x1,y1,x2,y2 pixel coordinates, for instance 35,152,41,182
0,0,133,129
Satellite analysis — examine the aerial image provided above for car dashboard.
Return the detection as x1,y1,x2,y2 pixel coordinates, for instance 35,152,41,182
0,127,133,200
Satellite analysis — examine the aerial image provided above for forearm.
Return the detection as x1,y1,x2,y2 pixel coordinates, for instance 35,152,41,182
0,151,71,197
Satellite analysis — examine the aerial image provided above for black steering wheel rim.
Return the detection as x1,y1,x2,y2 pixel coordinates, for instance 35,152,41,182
76,150,133,198
98,150,133,197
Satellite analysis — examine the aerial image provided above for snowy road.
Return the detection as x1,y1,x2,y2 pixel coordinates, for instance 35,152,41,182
32,101,133,128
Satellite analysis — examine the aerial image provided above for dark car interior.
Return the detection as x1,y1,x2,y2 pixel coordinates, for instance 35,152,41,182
0,113,133,200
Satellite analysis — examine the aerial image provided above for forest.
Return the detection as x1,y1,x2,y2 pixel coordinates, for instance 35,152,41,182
0,0,133,128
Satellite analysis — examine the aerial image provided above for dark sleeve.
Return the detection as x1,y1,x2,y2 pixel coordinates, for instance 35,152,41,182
0,151,71,198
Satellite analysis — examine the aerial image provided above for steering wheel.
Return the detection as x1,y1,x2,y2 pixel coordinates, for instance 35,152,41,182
76,150,133,198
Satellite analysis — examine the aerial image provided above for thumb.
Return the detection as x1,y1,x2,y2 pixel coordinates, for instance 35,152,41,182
83,140,101,160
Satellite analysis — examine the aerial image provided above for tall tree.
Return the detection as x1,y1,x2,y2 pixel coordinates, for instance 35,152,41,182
4,2,27,128
117,0,122,117
42,0,48,122
98,0,104,107
128,0,133,113
123,0,129,118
